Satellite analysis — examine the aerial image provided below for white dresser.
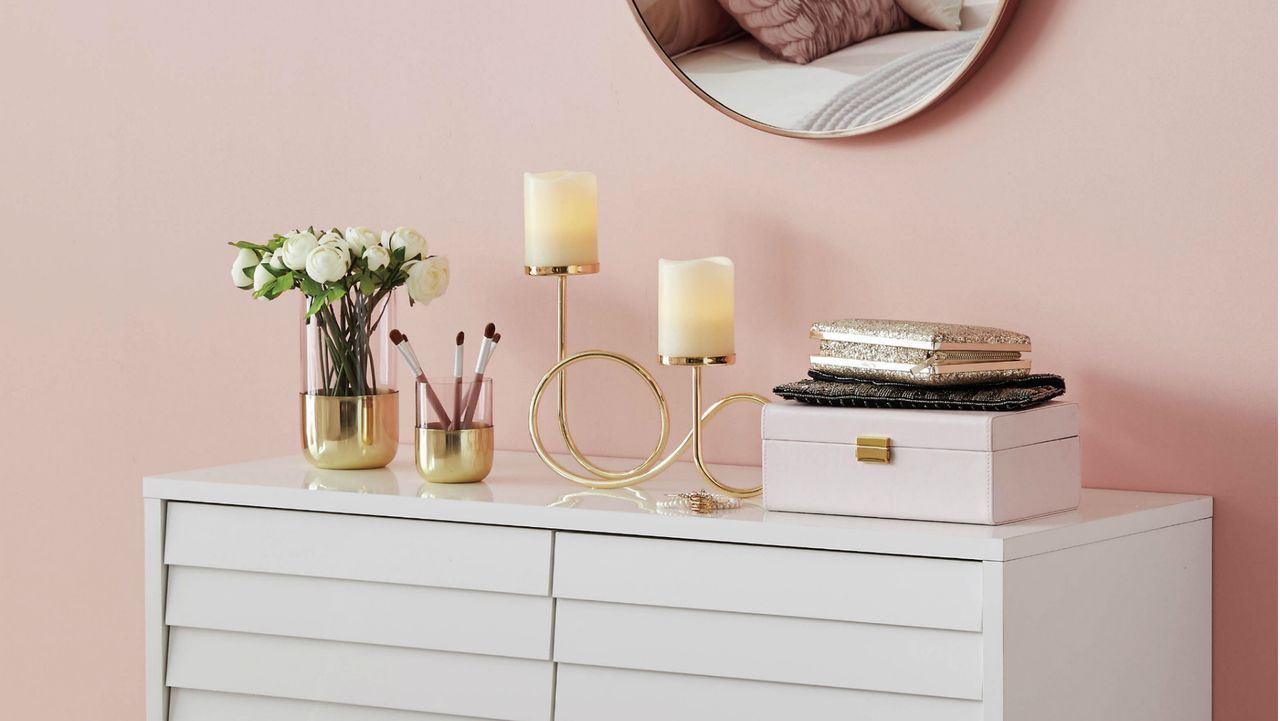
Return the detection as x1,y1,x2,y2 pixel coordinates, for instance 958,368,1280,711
144,451,1212,721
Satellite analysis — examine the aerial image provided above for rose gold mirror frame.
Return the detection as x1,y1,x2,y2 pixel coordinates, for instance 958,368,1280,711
626,0,1021,139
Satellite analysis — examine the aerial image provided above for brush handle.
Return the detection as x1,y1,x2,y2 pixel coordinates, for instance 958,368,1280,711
451,375,463,430
459,372,486,429
420,375,452,429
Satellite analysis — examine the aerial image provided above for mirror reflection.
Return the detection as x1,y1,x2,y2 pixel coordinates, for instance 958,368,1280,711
632,0,1013,136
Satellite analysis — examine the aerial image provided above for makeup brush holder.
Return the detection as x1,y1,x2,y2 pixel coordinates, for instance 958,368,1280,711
416,378,494,484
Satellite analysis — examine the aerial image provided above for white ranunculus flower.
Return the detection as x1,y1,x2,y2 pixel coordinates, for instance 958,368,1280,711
305,244,350,284
282,230,319,271
268,248,287,269
252,262,275,293
406,255,449,305
389,227,428,261
363,245,391,271
231,248,257,288
345,227,377,254
317,231,347,254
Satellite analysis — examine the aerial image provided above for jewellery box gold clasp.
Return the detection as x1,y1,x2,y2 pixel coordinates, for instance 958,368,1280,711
856,435,892,464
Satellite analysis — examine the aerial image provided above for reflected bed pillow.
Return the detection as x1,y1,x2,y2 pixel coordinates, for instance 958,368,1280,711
895,0,963,30
636,0,744,57
716,0,914,64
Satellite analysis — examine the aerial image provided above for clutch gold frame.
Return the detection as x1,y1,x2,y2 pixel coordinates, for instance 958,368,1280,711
526,266,768,498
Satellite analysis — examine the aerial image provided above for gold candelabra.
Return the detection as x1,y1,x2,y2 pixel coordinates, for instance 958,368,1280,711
525,263,769,498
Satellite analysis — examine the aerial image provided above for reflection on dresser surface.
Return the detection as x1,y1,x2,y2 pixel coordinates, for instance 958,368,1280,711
144,450,1211,721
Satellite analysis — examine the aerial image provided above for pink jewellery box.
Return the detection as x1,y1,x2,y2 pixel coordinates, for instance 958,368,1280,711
762,401,1080,525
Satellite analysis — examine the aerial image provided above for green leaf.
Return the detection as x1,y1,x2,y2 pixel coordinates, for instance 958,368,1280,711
325,286,346,302
359,276,376,296
299,276,323,296
228,240,269,252
272,272,294,293
306,295,325,318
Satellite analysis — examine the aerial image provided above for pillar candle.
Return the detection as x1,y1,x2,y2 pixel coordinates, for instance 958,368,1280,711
523,171,598,268
658,257,734,359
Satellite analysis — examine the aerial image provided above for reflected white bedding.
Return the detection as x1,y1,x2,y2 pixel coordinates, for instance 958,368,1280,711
674,0,996,129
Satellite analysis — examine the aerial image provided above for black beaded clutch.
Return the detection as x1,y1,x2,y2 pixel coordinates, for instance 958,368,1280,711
773,371,1066,411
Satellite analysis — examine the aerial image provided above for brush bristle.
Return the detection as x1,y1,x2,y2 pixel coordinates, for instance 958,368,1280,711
456,331,464,344
390,329,405,344
491,333,501,343
484,322,496,338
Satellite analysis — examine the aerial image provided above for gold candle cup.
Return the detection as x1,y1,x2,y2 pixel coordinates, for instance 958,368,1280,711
416,424,494,484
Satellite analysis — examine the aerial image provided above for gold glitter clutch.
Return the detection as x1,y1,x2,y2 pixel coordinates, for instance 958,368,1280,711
809,319,1032,386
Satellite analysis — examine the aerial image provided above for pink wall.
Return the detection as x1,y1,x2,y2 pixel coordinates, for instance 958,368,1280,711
0,0,1274,718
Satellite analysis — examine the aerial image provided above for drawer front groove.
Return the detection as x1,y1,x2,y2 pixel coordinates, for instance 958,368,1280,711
166,627,553,721
169,689,481,721
164,503,552,596
553,532,982,630
554,664,982,721
554,599,982,700
166,566,553,659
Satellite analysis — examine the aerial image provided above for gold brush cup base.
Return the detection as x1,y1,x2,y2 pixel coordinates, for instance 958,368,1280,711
416,424,495,484
301,392,399,470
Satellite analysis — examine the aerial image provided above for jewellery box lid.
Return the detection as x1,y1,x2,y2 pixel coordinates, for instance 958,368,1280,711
762,400,1078,452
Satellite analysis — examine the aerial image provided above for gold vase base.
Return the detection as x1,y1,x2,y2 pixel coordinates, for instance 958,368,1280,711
416,424,495,484
301,392,400,470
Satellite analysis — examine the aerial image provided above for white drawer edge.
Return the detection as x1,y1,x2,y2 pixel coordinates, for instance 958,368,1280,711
169,688,482,721
165,566,554,660
553,532,983,631
554,599,983,700
164,502,553,596
166,627,554,721
554,664,982,721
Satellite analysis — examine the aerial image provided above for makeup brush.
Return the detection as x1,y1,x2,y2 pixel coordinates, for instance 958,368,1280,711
460,324,499,429
390,329,452,429
450,331,464,430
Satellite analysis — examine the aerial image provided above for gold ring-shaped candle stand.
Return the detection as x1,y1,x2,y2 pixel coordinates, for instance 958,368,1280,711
526,269,768,498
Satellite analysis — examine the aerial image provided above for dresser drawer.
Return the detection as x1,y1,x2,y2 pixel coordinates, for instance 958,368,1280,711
166,628,553,721
170,689,480,721
553,532,982,630
166,566,553,659
554,665,982,721
554,599,982,700
165,503,552,596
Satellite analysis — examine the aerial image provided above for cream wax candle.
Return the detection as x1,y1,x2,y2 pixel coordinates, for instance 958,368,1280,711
658,257,735,360
523,171,598,269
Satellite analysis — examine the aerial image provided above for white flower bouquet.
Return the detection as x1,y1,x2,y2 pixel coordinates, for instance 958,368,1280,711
230,226,449,396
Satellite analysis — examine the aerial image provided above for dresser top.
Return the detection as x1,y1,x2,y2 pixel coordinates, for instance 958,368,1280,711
143,450,1210,561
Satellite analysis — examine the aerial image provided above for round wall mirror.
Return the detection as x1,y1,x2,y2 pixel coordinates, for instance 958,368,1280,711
629,0,1018,138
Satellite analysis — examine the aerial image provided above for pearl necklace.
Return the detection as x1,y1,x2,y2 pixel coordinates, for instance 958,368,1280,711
657,490,742,515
